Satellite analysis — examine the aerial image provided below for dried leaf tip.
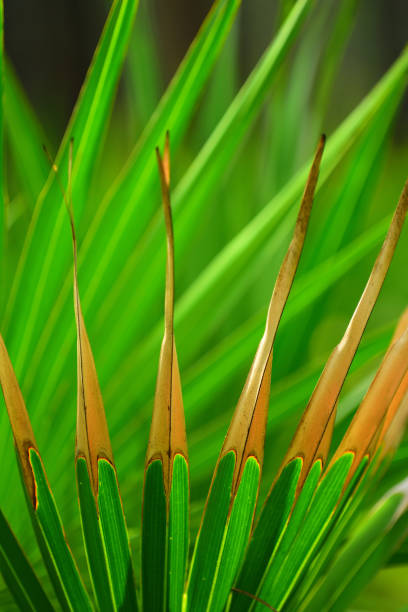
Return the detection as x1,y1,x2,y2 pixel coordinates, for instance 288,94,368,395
146,133,187,498
220,136,325,492
281,174,408,486
0,335,38,505
50,140,114,500
156,131,174,335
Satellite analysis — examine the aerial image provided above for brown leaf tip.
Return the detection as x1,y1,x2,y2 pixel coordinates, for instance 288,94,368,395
0,335,39,506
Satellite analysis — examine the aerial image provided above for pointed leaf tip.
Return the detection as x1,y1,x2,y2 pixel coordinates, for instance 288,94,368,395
0,335,38,505
146,135,187,498
220,136,325,491
73,232,114,497
57,145,114,498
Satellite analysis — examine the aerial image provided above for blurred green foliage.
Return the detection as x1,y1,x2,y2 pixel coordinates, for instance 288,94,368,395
1,0,408,609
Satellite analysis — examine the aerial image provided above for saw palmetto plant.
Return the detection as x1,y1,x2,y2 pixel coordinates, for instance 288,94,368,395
1,0,408,610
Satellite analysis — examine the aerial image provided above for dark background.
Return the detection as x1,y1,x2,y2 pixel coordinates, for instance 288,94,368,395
4,0,408,139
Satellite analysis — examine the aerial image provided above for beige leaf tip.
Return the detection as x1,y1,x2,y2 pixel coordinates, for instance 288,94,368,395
58,143,114,500
220,136,325,493
73,235,114,499
146,133,187,499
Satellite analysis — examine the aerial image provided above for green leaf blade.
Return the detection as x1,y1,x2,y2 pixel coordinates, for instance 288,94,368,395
98,458,137,611
29,449,92,612
186,450,235,612
259,453,354,610
4,62,49,205
141,459,167,612
209,457,260,612
76,457,115,612
231,457,304,612
168,454,189,612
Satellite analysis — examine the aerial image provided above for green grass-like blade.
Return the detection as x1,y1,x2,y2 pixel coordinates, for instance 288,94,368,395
142,459,167,612
4,62,49,205
187,451,235,611
168,454,189,612
313,0,358,120
258,452,354,610
208,457,260,612
0,508,53,612
76,457,115,612
258,460,323,599
142,455,189,612
230,457,303,612
124,1,161,129
29,449,92,611
98,458,137,610
287,457,372,611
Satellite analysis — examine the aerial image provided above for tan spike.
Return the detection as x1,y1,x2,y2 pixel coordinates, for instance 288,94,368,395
220,135,325,492
145,132,188,498
58,141,115,500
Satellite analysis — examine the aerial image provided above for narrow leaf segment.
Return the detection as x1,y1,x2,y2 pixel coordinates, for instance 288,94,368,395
142,133,189,612
186,136,325,612
145,132,188,489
